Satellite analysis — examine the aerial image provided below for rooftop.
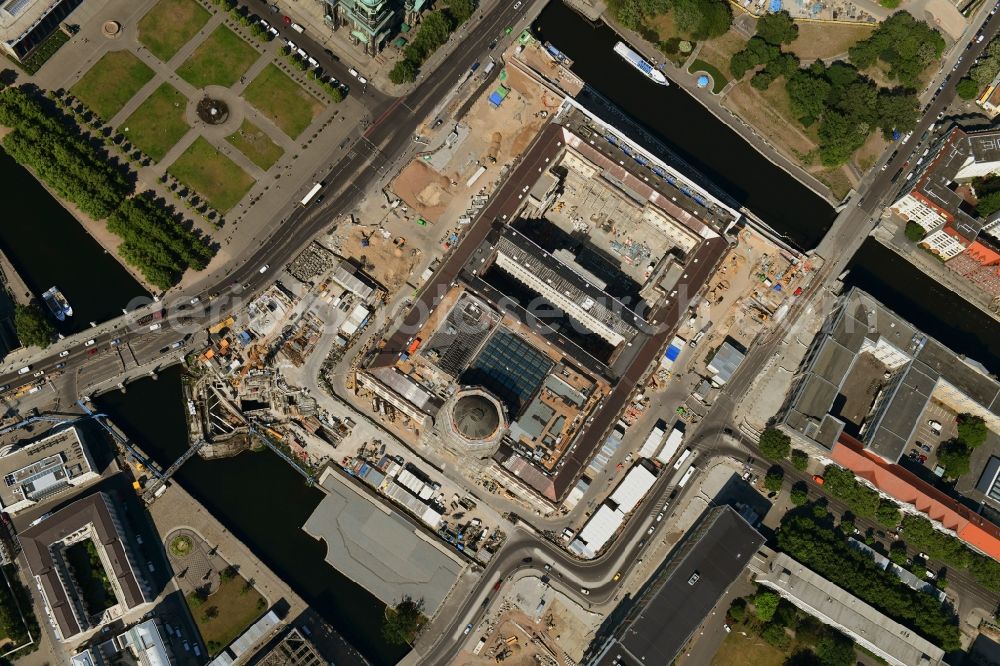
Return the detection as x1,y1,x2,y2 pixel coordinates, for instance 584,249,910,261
302,469,463,615
19,491,148,640
0,425,97,514
782,288,1000,462
756,551,945,666
588,506,764,666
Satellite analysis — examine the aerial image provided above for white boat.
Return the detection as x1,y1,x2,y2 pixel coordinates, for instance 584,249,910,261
41,286,72,321
614,41,668,86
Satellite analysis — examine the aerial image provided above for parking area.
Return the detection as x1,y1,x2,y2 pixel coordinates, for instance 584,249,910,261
903,399,956,473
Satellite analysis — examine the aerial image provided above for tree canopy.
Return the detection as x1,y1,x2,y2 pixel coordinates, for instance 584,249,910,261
902,514,1000,592
382,597,426,645
759,428,791,459
956,77,980,100
778,508,961,650
791,449,809,471
14,304,54,349
936,438,971,479
957,413,988,447
609,0,730,39
756,11,799,45
848,12,945,86
754,590,780,622
764,465,785,492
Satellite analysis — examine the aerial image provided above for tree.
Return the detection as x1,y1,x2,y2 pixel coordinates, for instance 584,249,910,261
670,0,731,39
904,220,926,242
875,500,901,528
202,606,219,621
889,540,908,565
754,590,780,622
875,90,918,138
382,597,425,645
786,70,831,125
791,449,809,471
790,481,809,505
937,438,971,479
957,77,980,100
815,629,855,666
446,0,475,24
957,414,988,448
756,11,798,45
761,622,791,648
848,12,944,86
389,59,417,84
764,465,784,492
728,597,747,622
758,428,791,459
14,303,54,348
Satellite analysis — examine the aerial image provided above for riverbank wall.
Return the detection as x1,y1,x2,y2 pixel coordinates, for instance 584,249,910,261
871,218,1000,322
593,12,842,209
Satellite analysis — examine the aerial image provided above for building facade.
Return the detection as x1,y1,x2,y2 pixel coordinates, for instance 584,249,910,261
318,0,428,56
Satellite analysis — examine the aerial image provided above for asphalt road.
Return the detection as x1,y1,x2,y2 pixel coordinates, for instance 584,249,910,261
0,0,535,395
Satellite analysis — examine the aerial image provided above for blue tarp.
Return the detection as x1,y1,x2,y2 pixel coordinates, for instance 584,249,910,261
488,91,503,107
769,0,781,10
665,345,681,361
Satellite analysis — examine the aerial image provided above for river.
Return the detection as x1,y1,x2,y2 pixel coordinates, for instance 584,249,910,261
95,369,406,666
0,150,147,331
532,1,836,250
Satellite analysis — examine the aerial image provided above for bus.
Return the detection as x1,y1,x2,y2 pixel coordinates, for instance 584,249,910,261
300,182,323,206
678,466,697,488
672,447,692,470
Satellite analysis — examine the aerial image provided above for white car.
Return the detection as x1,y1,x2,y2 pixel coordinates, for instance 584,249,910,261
349,67,359,78
149,323,161,331
259,264,269,273
927,420,942,434
32,370,44,378
579,588,590,595
84,339,96,347
358,75,368,85
190,297,200,305
17,366,30,375
58,350,69,357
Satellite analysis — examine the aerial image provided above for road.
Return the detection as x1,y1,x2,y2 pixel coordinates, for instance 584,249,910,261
0,0,536,398
415,6,1000,662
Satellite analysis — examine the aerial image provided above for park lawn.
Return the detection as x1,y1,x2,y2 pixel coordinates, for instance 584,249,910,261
186,573,266,656
169,137,255,212
225,120,284,170
696,30,746,79
723,78,819,161
688,59,728,93
138,0,211,62
119,83,191,162
787,21,875,61
711,631,787,666
72,51,155,120
243,64,323,139
177,25,259,89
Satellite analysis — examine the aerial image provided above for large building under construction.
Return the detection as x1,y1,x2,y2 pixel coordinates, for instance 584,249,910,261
358,98,741,505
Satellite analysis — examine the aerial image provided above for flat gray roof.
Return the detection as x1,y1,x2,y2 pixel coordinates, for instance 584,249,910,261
0,425,94,512
756,552,944,666
782,288,1000,462
302,469,463,615
589,507,764,666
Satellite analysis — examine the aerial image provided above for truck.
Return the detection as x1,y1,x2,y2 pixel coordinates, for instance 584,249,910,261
660,335,686,371
655,426,684,466
638,420,667,459
672,447,692,470
473,638,486,655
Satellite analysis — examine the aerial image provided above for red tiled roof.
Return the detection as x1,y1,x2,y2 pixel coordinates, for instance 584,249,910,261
966,240,1000,266
831,435,1000,561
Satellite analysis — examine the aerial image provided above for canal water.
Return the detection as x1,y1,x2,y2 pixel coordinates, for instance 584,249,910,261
0,150,148,331
532,1,836,250
95,369,406,666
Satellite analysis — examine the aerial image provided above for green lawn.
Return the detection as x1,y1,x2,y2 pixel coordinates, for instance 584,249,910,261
225,119,284,170
169,137,255,212
138,0,211,62
72,51,155,120
688,59,728,94
243,64,323,139
119,83,191,162
177,25,259,89
186,573,267,656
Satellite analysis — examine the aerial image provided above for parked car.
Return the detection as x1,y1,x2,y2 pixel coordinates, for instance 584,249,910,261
687,571,701,585
58,350,70,357
928,420,942,434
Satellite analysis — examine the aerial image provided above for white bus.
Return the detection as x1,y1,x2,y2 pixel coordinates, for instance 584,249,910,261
672,447,692,470
300,182,323,206
678,466,697,488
